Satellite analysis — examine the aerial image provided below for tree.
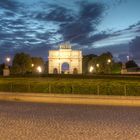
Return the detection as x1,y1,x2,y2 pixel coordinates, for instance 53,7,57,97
11,53,32,74
31,57,45,73
126,60,138,68
97,52,113,73
84,52,128,74
82,54,97,74
44,61,48,74
111,62,122,74
83,52,115,74
88,57,98,73
0,63,5,75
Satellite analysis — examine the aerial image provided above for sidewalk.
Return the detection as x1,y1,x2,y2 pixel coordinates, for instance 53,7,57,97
0,92,140,106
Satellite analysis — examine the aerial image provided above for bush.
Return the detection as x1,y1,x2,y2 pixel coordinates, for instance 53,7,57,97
99,85,124,96
126,85,140,96
0,77,140,96
30,83,50,93
50,84,72,94
11,83,29,93
72,84,97,95
0,83,12,92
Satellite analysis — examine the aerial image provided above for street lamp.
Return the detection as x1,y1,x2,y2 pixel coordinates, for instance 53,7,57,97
5,57,11,68
37,66,42,73
6,57,11,63
107,59,112,74
3,57,11,76
96,63,100,68
127,55,129,61
31,63,34,67
107,59,111,64
89,66,94,73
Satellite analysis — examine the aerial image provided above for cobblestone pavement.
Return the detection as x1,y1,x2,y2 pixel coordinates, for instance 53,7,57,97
0,102,140,140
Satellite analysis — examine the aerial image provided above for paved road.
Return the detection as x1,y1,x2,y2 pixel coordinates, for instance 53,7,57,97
0,101,140,140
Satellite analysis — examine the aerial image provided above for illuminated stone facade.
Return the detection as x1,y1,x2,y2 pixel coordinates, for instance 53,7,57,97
48,43,82,74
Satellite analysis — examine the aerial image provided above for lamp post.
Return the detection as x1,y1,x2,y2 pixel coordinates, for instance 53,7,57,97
107,59,111,64
6,57,11,63
37,66,42,73
96,63,99,68
3,57,11,76
107,59,111,74
5,57,11,68
96,64,100,73
31,64,34,67
89,66,94,73
127,55,129,61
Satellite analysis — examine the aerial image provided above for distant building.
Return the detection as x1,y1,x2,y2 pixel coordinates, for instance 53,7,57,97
48,43,82,74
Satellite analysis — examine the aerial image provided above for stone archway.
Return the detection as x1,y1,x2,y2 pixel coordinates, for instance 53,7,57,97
53,68,58,74
61,62,70,74
48,43,82,74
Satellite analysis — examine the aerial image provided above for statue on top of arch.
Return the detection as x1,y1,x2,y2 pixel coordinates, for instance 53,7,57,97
59,42,71,49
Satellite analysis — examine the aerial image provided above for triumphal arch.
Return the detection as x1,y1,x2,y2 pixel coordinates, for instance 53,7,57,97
48,43,82,74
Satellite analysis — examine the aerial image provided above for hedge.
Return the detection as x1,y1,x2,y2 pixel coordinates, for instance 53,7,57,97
0,81,140,96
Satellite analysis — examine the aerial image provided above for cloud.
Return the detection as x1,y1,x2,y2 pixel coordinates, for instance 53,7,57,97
0,0,21,11
1,1,104,50
58,2,104,45
0,17,26,41
4,11,15,17
130,36,140,60
92,22,140,48
0,0,139,64
79,2,104,23
32,1,105,46
35,5,75,22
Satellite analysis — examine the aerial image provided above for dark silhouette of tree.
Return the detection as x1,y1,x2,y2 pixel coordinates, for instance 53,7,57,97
97,52,113,73
126,60,138,68
44,61,48,74
0,63,5,75
111,62,122,74
83,52,122,74
82,54,97,74
31,57,45,73
11,52,32,74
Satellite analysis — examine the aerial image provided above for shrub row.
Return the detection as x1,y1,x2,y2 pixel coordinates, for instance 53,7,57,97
0,82,140,96
5,74,140,81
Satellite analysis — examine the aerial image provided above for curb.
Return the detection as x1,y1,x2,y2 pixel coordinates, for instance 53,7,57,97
0,92,140,106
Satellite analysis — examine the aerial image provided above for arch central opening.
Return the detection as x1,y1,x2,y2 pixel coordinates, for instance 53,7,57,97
61,62,70,74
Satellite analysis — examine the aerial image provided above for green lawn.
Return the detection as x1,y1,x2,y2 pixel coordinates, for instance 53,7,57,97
0,76,140,96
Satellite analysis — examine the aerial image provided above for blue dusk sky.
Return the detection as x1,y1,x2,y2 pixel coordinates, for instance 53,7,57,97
0,0,140,64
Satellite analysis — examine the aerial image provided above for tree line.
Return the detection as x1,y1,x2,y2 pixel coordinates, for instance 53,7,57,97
0,52,47,75
82,52,139,74
83,52,121,74
0,52,139,75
